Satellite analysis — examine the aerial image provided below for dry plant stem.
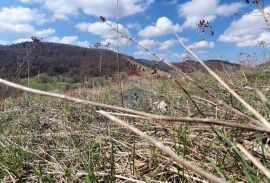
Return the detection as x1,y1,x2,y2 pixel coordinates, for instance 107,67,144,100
1,165,16,183
175,79,206,117
217,100,263,126
97,110,224,183
236,143,270,179
103,112,149,119
0,78,268,132
116,0,124,107
193,95,263,126
176,34,270,130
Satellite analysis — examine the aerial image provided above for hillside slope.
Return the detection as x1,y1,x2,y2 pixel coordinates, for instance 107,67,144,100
0,42,240,81
0,42,151,80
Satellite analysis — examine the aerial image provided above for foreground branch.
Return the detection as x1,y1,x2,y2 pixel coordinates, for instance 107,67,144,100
236,143,270,179
98,110,224,183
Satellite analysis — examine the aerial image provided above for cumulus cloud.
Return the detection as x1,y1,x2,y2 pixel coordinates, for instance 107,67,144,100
34,28,56,37
0,6,49,35
172,53,190,60
134,50,153,58
178,0,244,28
135,37,187,53
160,39,176,50
0,22,35,34
159,39,177,50
46,36,89,47
20,0,154,20
0,35,89,48
139,17,181,37
159,37,189,50
136,37,188,51
138,39,159,49
188,40,215,49
0,40,11,45
219,7,270,47
100,37,131,47
75,21,130,39
126,22,141,30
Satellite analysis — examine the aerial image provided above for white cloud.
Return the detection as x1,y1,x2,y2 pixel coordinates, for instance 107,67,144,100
216,3,243,16
178,0,244,28
100,37,131,47
22,0,154,20
139,17,181,37
0,35,89,47
75,21,130,39
43,0,79,20
136,37,188,52
46,36,89,47
0,6,48,35
137,37,188,51
0,38,32,45
0,7,41,24
159,37,188,50
34,28,56,37
219,7,270,47
188,40,215,49
126,22,141,30
0,40,11,45
0,22,35,34
159,39,176,50
173,53,188,59
14,38,32,43
134,50,153,58
138,39,159,49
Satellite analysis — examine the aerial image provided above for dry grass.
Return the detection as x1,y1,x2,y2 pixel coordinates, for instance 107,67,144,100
0,67,270,182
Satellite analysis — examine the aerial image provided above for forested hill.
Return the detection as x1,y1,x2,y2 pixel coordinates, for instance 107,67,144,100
0,42,241,81
0,42,147,80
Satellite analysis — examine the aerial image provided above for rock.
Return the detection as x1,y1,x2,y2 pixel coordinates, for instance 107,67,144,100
154,100,168,113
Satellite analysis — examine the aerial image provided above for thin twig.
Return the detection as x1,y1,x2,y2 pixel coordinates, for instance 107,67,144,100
116,0,124,107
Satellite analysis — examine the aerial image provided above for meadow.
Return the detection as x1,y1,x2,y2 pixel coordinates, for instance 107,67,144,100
1,64,270,182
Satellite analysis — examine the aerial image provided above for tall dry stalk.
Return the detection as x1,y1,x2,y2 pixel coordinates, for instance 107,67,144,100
116,0,124,107
175,34,270,130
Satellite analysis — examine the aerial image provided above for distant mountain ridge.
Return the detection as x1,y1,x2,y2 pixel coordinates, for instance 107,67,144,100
137,59,240,73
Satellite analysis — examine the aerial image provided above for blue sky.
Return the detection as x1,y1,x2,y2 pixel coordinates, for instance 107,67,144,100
0,0,269,63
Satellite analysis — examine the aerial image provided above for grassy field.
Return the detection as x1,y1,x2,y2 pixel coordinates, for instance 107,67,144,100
0,66,270,182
